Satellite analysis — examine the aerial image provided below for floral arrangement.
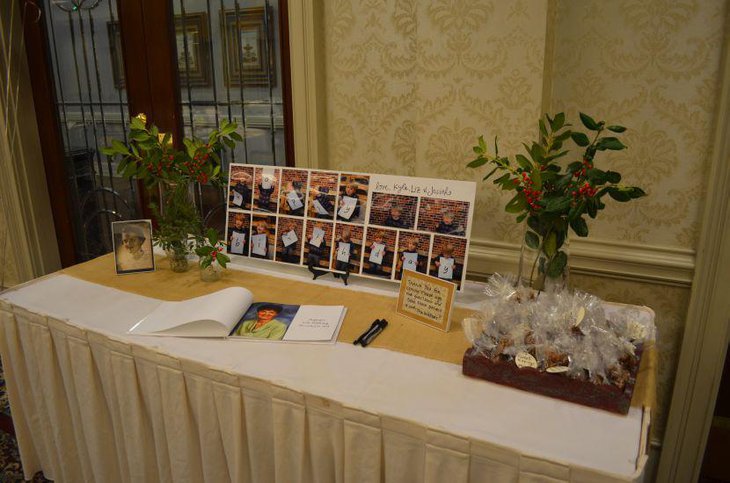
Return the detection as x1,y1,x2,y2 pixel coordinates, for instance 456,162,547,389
103,114,241,270
195,228,230,270
467,113,645,289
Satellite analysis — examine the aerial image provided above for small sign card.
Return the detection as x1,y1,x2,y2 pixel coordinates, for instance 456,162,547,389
369,242,385,265
336,242,351,262
232,190,244,207
402,252,418,272
230,231,247,255
438,257,454,280
261,168,275,190
313,199,329,216
251,233,268,256
286,191,303,210
396,270,455,332
281,230,298,247
338,196,357,219
310,227,325,247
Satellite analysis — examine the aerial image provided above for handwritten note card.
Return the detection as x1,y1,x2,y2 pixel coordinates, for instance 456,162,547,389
310,227,325,247
336,242,351,263
338,196,357,219
282,230,298,247
230,231,246,255
232,190,244,207
396,270,455,332
286,191,303,210
369,242,385,265
251,233,268,256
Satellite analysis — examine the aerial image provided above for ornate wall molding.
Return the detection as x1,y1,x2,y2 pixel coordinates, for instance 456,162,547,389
467,237,694,286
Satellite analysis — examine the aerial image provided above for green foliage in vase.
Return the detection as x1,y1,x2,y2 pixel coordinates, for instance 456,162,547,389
467,112,646,288
195,228,230,269
102,113,242,256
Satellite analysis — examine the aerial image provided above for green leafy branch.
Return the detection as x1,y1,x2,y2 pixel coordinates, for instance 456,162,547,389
195,228,230,269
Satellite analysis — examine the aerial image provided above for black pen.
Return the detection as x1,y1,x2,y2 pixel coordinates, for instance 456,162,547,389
361,320,388,347
354,319,382,345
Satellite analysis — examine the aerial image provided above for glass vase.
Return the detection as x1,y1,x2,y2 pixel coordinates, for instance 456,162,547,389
517,221,570,292
166,248,190,273
200,263,222,282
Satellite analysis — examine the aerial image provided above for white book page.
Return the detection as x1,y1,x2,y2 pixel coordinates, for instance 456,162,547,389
128,287,254,337
282,305,346,342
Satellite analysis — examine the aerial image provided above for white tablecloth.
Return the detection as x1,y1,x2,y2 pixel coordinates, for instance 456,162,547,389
0,274,648,482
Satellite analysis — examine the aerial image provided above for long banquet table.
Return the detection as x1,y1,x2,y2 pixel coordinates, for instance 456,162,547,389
0,255,653,482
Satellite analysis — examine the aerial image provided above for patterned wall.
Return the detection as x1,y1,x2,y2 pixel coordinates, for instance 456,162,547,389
0,207,18,288
320,0,727,440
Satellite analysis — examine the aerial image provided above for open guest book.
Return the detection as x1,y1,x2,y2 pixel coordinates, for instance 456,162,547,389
128,287,346,343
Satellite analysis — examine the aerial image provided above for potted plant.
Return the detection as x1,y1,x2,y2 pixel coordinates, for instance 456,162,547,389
103,113,242,272
467,112,645,290
195,228,230,282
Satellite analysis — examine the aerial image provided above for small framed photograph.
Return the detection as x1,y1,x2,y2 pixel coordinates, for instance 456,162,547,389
221,6,277,87
112,220,155,275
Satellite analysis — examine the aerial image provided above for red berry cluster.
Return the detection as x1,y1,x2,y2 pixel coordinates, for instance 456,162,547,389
211,246,223,260
184,149,211,184
572,157,593,178
145,155,173,176
520,172,542,211
571,181,597,199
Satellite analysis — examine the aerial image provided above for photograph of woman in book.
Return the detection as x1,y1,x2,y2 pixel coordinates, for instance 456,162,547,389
227,211,251,256
253,167,280,213
417,198,469,237
336,174,369,223
279,169,308,217
368,192,417,230
394,232,430,280
276,217,303,264
251,215,276,260
234,303,297,340
362,228,396,279
112,220,155,274
429,235,467,289
331,224,363,275
228,165,253,210
308,171,338,219
304,221,333,273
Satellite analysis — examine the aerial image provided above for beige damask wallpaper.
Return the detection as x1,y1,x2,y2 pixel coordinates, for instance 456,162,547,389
319,0,727,440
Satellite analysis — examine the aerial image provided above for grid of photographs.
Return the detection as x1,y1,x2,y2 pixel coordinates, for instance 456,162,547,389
225,165,476,290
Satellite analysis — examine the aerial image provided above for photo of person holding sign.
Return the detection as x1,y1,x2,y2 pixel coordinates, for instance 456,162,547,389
276,217,303,264
279,169,308,217
227,212,250,256
228,165,253,210
307,171,338,220
395,233,430,280
251,216,276,260
363,228,396,279
429,235,467,289
331,224,363,275
254,167,280,213
336,174,368,224
304,221,333,270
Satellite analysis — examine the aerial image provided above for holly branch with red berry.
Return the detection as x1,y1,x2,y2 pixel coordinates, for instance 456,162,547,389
467,112,645,289
195,228,230,269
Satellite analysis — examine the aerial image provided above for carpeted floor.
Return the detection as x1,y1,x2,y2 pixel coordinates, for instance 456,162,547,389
0,359,49,482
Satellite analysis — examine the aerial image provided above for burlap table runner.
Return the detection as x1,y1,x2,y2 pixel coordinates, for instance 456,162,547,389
62,254,655,410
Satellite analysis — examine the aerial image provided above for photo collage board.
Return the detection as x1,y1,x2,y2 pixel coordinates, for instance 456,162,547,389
225,165,477,290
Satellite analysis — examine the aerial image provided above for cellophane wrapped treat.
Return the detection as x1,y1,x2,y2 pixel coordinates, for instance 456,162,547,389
463,273,656,390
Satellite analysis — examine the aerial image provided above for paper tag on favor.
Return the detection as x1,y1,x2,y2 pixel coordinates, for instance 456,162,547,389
574,306,586,327
628,320,647,341
515,351,538,369
546,366,569,374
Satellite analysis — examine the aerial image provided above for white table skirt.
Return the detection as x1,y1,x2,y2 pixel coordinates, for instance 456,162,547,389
0,274,648,482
